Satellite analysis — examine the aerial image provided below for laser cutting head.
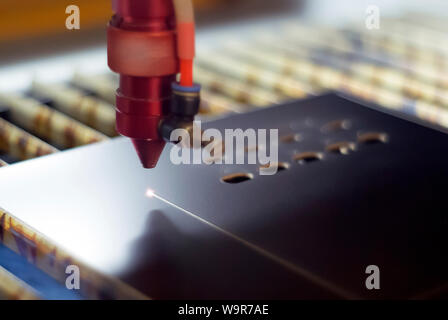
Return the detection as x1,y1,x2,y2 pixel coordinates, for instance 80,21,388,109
107,0,198,168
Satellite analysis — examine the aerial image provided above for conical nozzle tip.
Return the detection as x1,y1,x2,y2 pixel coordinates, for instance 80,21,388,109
131,139,166,169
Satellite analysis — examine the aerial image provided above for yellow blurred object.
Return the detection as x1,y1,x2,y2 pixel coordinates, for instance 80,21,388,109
0,0,224,42
0,0,111,42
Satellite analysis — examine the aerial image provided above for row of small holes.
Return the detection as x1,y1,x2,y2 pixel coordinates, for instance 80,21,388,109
221,132,388,184
294,132,388,163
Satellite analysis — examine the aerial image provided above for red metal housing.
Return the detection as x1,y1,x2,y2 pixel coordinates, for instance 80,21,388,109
108,0,179,168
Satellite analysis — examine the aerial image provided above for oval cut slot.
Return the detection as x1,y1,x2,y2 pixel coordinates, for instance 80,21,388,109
260,162,290,172
280,133,301,143
221,173,254,184
358,132,388,145
245,145,260,153
321,120,351,133
293,152,323,164
326,141,356,155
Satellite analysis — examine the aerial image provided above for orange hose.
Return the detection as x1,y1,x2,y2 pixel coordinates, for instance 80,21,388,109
173,0,195,87
180,59,193,86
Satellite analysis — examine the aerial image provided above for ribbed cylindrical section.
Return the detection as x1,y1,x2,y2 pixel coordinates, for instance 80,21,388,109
108,0,178,168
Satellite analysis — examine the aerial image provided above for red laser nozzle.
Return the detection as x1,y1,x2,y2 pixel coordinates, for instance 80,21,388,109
131,139,166,169
108,0,197,168
108,0,178,168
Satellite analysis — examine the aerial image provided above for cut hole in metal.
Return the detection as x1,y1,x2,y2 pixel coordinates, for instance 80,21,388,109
280,133,301,143
326,141,356,155
358,132,388,145
202,138,225,161
260,162,290,172
245,145,260,153
321,119,351,133
293,152,323,164
221,173,254,184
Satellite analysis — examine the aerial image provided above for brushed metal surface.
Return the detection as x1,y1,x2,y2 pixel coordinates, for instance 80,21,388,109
0,94,447,299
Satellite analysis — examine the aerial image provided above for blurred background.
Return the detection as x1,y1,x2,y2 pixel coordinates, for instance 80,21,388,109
1,0,448,157
0,0,297,63
0,0,448,153
0,0,448,300
1,0,447,64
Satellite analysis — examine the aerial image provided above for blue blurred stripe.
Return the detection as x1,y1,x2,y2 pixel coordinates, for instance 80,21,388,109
0,244,82,300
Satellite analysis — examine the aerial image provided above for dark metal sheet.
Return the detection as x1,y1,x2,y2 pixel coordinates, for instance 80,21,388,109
0,93,447,299
0,129,337,299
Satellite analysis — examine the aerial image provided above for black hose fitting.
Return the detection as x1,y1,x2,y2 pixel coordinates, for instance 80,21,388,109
159,82,201,143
